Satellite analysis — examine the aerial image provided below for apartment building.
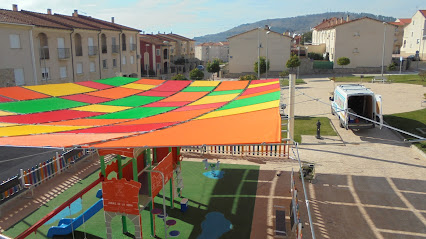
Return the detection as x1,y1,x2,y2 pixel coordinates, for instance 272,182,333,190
140,34,163,76
312,17,395,68
228,27,292,74
0,4,140,86
390,19,411,54
195,42,229,63
400,10,426,60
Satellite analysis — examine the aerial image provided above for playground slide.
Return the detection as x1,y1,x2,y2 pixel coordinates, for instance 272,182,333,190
47,198,103,238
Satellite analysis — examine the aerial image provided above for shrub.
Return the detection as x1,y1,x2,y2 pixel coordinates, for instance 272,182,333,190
279,70,289,78
239,74,258,81
308,52,324,60
286,55,301,73
337,57,350,67
171,74,188,81
387,62,397,71
189,68,204,80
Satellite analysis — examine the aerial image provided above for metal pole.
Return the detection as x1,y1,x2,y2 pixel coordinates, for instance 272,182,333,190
297,47,300,79
266,31,269,80
418,29,424,69
146,44,150,77
257,28,260,80
287,74,295,144
146,169,168,239
381,22,386,77
292,143,316,239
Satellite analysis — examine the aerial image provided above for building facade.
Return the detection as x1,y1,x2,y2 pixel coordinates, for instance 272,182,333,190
390,19,411,54
312,17,395,68
0,5,140,86
400,10,426,60
195,42,229,63
228,28,292,74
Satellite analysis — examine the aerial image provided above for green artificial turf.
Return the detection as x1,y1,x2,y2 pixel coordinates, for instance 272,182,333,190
332,74,425,86
101,95,164,107
4,161,260,239
384,108,426,152
286,117,338,143
208,90,244,96
0,98,87,114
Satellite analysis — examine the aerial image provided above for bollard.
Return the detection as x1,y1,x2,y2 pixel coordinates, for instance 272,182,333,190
316,120,322,139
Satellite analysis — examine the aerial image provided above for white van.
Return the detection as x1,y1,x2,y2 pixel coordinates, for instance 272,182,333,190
330,84,383,130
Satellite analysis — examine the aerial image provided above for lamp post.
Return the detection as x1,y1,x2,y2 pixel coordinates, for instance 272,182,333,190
417,28,424,69
266,30,270,80
297,46,300,79
145,43,150,77
163,41,170,79
381,22,387,77
257,27,261,79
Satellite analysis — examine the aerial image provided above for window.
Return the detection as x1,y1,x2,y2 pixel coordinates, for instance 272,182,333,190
14,68,24,85
417,39,420,44
90,62,96,72
353,48,359,54
122,56,126,65
76,63,83,74
156,49,160,56
157,63,160,70
59,66,67,78
171,49,174,54
403,40,406,48
101,34,107,53
413,21,415,25
9,34,20,48
412,32,414,37
113,58,117,68
102,59,107,69
353,32,360,37
130,55,134,64
74,33,82,56
41,67,50,80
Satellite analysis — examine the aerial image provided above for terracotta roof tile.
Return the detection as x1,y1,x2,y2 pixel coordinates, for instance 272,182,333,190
313,17,392,31
397,18,411,24
22,10,97,30
420,10,426,17
227,28,292,40
0,9,69,29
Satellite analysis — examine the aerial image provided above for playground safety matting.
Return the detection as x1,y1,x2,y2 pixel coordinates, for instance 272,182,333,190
0,77,281,148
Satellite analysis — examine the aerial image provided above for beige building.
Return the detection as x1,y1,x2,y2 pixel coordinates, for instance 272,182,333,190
0,4,140,86
312,17,395,68
228,27,292,74
390,19,411,54
400,10,426,60
195,42,229,63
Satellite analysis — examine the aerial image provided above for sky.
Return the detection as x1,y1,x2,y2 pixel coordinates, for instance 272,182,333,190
1,0,425,38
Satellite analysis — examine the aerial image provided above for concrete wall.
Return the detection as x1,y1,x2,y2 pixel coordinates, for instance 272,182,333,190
334,19,395,68
195,44,229,63
400,11,426,60
306,44,326,54
229,29,291,73
0,23,35,86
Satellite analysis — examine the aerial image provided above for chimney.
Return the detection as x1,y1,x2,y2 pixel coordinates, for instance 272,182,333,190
73,10,78,17
341,17,344,23
111,17,114,23
12,4,18,11
346,15,350,21
47,9,52,15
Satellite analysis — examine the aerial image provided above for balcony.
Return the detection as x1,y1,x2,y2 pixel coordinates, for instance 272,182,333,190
39,47,50,59
57,48,70,59
112,45,119,53
88,46,98,56
130,43,137,51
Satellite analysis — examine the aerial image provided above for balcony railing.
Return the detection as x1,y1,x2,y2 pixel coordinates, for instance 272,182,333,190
57,48,70,59
39,47,50,59
88,46,98,56
130,43,137,51
112,45,119,53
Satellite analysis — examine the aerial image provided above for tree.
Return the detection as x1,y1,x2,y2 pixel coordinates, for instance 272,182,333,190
337,57,350,68
253,56,270,75
300,31,312,45
207,59,221,80
189,68,204,80
171,74,188,81
286,54,301,73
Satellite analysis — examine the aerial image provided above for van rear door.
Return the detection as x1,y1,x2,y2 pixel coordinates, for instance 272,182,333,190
375,95,383,129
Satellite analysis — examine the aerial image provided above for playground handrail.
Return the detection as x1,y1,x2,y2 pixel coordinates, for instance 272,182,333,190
181,143,290,158
15,175,104,239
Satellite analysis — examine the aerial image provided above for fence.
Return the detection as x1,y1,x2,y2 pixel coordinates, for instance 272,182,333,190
313,61,334,69
0,148,94,204
181,143,289,158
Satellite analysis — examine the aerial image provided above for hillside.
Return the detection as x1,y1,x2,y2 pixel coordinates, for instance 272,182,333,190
193,12,396,43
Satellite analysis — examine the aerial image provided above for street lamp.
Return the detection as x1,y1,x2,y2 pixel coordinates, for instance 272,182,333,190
163,41,170,79
257,27,261,80
381,22,387,77
297,46,300,79
145,43,150,77
266,30,270,80
417,28,424,69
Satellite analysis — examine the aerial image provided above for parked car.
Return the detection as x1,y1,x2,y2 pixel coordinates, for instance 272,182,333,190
407,55,420,61
196,65,204,70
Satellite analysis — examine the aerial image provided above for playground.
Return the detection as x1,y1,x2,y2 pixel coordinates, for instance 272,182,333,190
3,159,260,239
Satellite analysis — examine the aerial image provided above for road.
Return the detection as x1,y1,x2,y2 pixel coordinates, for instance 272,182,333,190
0,147,63,181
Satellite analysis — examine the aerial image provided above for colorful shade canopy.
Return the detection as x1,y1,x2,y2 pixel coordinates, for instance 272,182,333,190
0,77,281,148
